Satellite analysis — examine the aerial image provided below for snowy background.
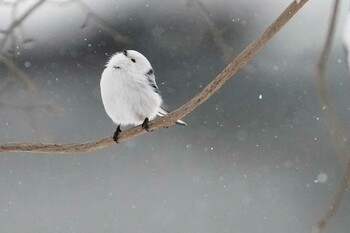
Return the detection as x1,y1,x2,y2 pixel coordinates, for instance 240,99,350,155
1,0,350,232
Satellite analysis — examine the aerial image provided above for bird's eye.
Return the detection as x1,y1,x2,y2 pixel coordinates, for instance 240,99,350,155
147,69,153,75
123,50,127,56
114,66,121,69
131,58,136,63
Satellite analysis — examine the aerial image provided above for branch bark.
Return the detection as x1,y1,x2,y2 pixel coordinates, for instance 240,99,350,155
0,0,309,154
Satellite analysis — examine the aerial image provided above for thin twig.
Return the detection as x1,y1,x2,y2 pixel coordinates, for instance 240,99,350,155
10,1,18,60
189,0,234,62
315,0,348,166
78,1,129,44
313,159,350,233
0,0,46,91
51,0,128,44
312,0,350,232
0,0,47,53
0,0,309,154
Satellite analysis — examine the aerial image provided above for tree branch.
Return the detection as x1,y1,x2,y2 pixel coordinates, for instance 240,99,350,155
0,0,309,154
312,0,350,232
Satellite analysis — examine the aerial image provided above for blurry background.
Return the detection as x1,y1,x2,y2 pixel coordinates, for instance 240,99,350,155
1,0,350,232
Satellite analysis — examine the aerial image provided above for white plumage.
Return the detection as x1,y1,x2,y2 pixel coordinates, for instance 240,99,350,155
100,50,186,132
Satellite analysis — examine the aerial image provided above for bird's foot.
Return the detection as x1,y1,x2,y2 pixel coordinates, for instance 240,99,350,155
142,118,150,132
113,125,122,143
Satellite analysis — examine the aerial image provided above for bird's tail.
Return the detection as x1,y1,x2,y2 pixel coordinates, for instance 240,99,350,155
157,107,187,126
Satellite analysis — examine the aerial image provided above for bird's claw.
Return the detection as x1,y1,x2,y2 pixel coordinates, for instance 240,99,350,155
113,125,122,143
142,118,150,132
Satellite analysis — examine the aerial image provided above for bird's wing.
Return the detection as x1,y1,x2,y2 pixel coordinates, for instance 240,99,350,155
158,107,187,126
145,69,187,126
145,71,159,93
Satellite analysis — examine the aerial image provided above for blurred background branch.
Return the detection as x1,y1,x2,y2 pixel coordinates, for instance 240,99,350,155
0,0,46,90
50,0,129,44
312,0,350,232
188,0,234,62
0,0,46,53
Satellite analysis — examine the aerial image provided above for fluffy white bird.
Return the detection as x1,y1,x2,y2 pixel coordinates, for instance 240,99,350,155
100,50,187,142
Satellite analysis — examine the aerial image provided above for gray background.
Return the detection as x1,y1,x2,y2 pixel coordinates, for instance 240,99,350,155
1,0,350,232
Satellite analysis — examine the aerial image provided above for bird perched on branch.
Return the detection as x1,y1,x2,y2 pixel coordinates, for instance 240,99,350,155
100,50,187,143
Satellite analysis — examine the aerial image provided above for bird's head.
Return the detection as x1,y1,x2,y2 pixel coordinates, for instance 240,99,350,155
106,50,154,76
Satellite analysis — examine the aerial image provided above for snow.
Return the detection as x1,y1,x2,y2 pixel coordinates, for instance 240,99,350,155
314,173,328,183
24,61,31,68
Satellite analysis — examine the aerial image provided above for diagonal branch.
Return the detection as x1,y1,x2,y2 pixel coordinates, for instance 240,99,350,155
0,0,309,154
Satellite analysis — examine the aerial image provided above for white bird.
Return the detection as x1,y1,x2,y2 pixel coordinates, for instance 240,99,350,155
100,50,187,142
